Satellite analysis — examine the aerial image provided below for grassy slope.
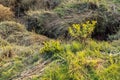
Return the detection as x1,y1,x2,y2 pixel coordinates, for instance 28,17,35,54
25,0,120,40
0,21,49,80
0,0,120,80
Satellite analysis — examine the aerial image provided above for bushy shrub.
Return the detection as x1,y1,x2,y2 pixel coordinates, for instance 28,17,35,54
0,4,14,21
68,21,97,41
40,40,62,59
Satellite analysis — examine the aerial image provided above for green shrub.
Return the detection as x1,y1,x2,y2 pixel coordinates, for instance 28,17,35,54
40,40,63,59
68,21,97,41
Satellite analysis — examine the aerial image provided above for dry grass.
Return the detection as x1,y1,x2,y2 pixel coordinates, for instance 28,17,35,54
0,4,14,21
0,21,48,46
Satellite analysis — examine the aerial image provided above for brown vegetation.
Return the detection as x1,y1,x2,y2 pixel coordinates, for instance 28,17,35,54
0,4,14,21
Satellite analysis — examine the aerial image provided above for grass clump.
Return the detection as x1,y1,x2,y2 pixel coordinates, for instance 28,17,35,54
0,4,14,21
0,21,26,38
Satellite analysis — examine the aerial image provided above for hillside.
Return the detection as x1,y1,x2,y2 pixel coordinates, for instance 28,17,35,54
0,0,120,80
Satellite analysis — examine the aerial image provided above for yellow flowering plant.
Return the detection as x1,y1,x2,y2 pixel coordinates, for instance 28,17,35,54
68,21,97,41
40,40,63,59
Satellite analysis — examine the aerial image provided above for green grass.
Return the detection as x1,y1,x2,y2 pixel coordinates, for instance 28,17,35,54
39,39,120,80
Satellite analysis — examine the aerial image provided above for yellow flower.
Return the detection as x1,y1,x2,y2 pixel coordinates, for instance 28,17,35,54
68,20,97,39
92,21,97,25
86,21,90,24
82,24,87,27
